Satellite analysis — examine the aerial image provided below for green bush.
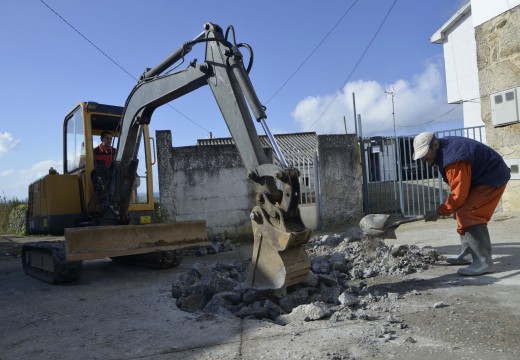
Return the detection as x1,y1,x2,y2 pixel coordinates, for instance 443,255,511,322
0,204,8,230
0,195,26,235
8,204,26,235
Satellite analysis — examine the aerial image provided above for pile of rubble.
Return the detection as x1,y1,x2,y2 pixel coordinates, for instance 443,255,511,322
187,234,236,257
171,227,442,324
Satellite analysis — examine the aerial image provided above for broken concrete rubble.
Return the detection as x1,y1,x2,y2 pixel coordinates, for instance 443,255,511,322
275,302,331,325
189,234,236,257
171,226,442,325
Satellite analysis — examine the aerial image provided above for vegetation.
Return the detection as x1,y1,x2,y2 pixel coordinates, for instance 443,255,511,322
0,194,26,235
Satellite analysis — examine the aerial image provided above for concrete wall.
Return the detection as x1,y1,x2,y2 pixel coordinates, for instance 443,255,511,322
156,130,254,240
157,131,364,238
476,5,520,210
317,135,363,230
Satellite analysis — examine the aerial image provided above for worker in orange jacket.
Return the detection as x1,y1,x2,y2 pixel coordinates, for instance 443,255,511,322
413,132,510,276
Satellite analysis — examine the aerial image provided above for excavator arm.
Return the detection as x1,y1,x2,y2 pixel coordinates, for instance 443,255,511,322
113,22,311,289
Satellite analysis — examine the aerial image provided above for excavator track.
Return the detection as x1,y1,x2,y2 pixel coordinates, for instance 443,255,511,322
110,250,183,269
22,241,82,284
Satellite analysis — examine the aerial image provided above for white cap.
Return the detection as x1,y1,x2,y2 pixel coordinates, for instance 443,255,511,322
413,132,435,160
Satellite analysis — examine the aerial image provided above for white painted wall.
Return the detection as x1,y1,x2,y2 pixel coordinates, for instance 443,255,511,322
462,99,485,130
431,3,482,128
442,13,480,105
471,0,520,27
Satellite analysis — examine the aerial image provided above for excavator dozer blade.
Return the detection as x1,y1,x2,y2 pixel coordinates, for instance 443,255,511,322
248,207,312,290
64,220,209,261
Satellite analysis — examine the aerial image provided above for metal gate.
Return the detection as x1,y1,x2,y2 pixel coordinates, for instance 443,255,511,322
284,150,319,229
284,150,319,205
360,126,485,216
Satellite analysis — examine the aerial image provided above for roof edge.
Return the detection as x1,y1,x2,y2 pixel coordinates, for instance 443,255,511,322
431,2,471,44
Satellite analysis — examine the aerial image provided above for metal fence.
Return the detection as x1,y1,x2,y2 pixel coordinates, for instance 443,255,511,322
360,126,485,216
284,151,319,205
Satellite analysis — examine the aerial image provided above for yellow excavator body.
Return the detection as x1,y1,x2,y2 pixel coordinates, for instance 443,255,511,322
23,102,209,283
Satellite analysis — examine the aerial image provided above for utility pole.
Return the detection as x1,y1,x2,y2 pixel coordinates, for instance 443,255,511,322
352,93,358,136
385,88,404,215
385,89,397,140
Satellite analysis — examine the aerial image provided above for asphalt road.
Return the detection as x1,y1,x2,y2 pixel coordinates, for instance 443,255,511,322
1,212,519,359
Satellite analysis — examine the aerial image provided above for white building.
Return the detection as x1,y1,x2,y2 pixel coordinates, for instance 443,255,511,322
431,0,520,130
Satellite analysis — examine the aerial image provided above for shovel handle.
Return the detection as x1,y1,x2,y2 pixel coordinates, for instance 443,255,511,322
393,215,425,225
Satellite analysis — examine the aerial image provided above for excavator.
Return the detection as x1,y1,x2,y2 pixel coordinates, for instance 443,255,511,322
23,22,312,290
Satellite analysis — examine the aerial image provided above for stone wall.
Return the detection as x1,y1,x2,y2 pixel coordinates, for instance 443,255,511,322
476,5,520,210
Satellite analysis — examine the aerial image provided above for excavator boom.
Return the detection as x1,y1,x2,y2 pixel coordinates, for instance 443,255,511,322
109,22,312,289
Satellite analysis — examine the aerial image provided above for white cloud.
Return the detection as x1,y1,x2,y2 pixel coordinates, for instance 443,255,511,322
0,160,62,200
292,62,463,136
0,132,20,156
0,169,15,177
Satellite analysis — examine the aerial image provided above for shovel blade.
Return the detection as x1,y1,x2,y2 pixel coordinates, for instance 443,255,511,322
359,214,425,238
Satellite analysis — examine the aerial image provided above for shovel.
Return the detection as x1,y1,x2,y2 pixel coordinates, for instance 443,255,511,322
359,214,425,239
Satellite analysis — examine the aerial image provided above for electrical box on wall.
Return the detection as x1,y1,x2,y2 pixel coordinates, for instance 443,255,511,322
490,87,520,127
504,158,520,180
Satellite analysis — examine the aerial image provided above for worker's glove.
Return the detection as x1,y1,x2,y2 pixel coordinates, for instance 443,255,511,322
424,210,440,222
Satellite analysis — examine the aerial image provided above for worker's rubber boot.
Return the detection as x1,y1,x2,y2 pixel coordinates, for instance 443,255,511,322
446,235,471,265
457,224,496,276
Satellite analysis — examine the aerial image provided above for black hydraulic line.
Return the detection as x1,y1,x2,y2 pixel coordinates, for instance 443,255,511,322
237,43,254,74
142,32,204,79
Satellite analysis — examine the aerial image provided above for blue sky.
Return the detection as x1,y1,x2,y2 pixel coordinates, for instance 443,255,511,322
0,0,467,200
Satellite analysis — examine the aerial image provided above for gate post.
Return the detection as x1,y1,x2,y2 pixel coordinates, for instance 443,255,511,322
358,114,369,214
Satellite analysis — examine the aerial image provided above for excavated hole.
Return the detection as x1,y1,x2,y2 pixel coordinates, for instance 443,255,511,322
172,226,443,325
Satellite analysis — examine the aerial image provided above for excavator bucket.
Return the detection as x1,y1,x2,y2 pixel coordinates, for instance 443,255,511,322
64,220,209,261
248,206,312,290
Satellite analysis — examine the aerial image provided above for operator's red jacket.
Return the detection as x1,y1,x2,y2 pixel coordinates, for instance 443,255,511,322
94,144,116,168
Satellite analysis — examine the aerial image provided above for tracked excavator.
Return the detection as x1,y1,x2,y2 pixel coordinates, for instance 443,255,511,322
23,22,312,289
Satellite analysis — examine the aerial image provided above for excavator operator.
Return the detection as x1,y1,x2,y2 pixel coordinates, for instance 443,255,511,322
92,131,118,214
94,131,116,168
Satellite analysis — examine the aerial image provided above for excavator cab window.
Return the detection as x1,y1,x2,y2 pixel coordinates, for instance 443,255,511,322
89,131,148,204
65,107,85,173
133,134,149,204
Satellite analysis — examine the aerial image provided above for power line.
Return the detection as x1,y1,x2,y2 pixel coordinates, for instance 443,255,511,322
39,0,136,81
397,104,461,128
265,0,359,105
308,0,398,130
38,0,211,134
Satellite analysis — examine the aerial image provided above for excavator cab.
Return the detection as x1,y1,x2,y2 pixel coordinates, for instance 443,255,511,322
23,102,208,284
26,102,155,234
64,102,155,225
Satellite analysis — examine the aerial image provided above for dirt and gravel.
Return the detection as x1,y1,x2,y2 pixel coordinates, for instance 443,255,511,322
1,212,520,360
